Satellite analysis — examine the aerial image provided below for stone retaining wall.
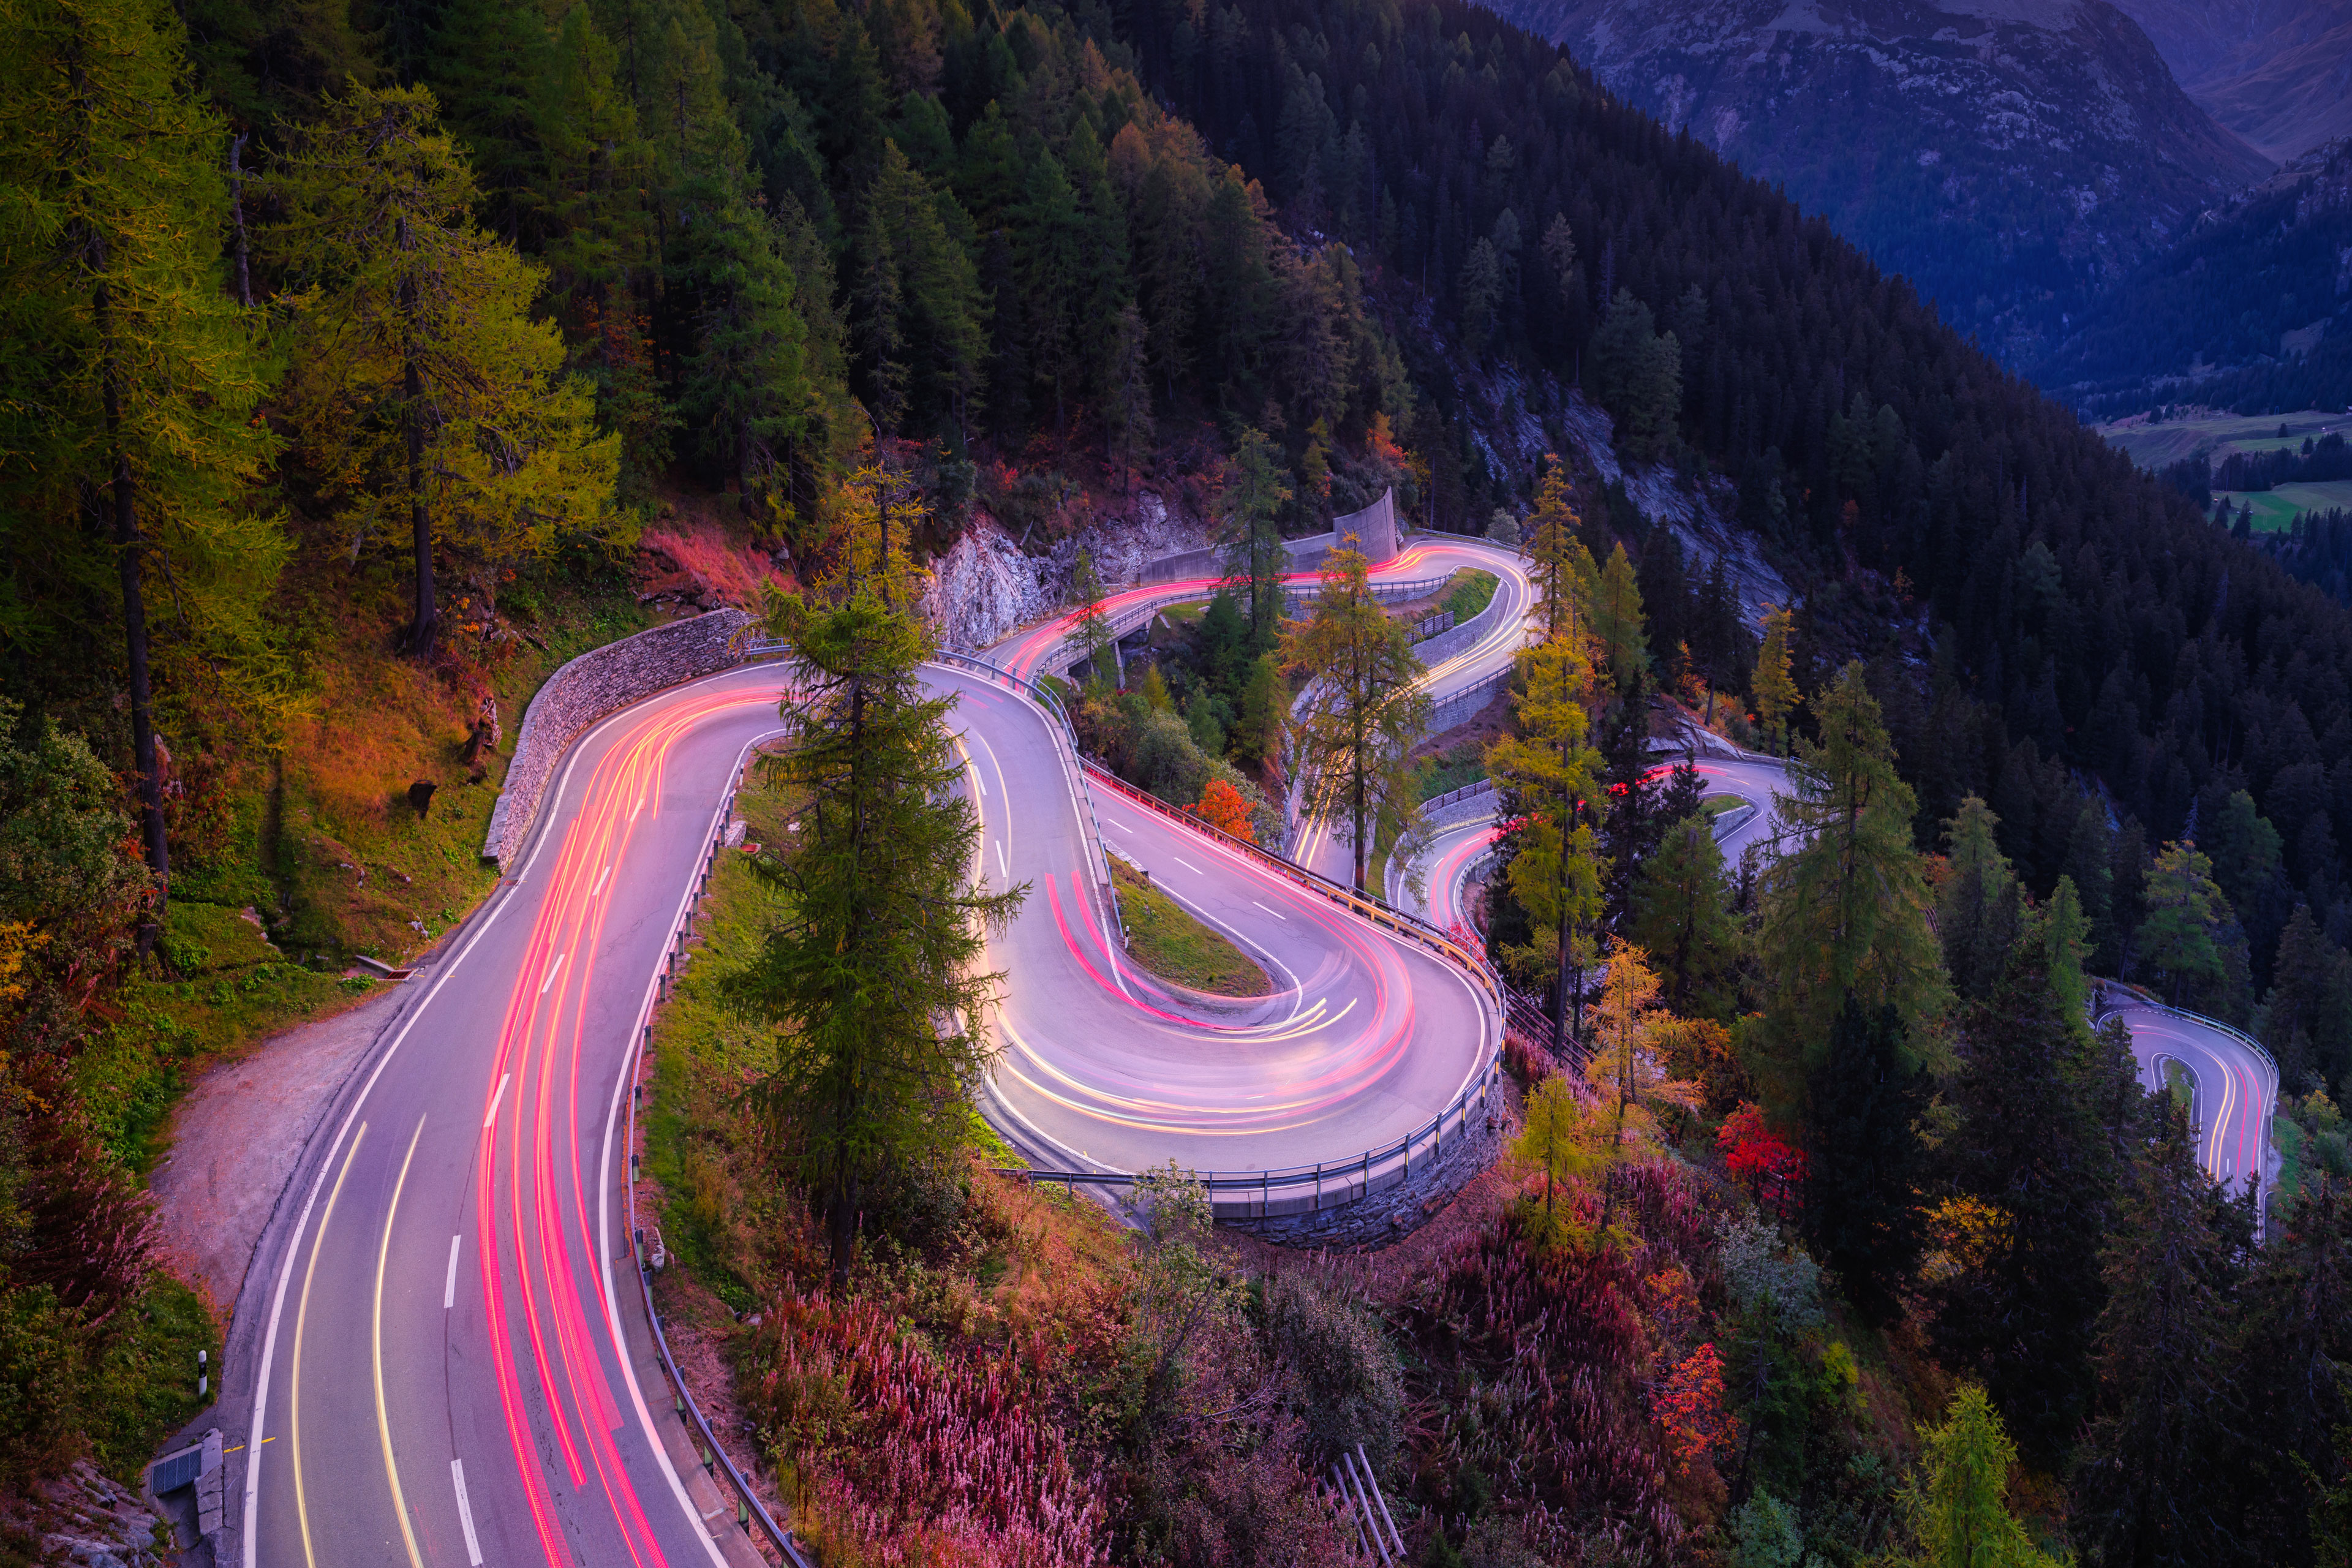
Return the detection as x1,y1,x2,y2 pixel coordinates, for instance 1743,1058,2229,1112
1426,669,1511,736
1221,1093,1507,1248
481,608,756,868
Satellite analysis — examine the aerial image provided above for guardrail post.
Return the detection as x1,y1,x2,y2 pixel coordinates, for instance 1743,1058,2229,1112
1313,1161,1322,1211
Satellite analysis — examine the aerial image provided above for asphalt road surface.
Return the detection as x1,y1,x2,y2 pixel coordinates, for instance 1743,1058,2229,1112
2101,983,2279,1207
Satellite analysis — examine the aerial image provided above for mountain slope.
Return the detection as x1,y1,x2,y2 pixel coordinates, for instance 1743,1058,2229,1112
1480,0,2272,363
2037,137,2352,418
2111,0,2352,160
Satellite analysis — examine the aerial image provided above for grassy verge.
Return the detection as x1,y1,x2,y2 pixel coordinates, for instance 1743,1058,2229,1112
2276,1114,2309,1211
1446,568,1500,623
1419,739,1487,800
1111,859,1270,996
1703,794,1749,816
73,901,375,1178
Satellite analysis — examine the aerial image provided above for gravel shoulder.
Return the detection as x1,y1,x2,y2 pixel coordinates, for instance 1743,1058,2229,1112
145,982,409,1324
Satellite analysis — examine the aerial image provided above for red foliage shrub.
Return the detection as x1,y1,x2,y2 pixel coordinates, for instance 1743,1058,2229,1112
1651,1343,1736,1477
1716,1102,1805,1221
745,1292,1109,1566
1411,1207,1681,1559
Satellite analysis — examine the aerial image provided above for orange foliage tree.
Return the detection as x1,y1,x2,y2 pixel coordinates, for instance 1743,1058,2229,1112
1191,778,1256,843
1652,1342,1736,1477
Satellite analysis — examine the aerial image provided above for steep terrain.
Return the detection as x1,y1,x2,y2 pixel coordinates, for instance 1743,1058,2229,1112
2038,137,2352,418
2111,0,2352,160
1483,0,2272,361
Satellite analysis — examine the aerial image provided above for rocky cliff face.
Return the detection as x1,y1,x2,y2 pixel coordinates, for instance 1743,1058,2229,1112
918,494,1215,653
1485,0,2272,362
2110,0,2352,162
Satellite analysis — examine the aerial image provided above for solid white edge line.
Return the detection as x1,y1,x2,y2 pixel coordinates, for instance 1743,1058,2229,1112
242,662,777,1568
451,1459,484,1567
597,722,782,1568
443,1234,462,1310
481,1072,510,1129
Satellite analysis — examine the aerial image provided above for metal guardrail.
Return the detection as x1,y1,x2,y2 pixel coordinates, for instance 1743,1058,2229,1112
2102,979,2280,1077
624,782,815,1568
1425,778,1497,813
1044,568,1457,674
999,1057,1501,1221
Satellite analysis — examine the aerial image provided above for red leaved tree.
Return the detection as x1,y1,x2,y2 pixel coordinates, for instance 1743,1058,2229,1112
1716,1102,1806,1221
1651,1343,1736,1478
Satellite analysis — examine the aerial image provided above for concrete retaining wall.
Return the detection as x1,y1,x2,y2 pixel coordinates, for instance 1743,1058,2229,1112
481,609,756,868
1427,669,1511,736
1221,1095,1507,1248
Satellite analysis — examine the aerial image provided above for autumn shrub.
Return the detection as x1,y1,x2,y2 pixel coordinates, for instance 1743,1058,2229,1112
1259,1272,1405,1469
1410,1206,1679,1560
745,1291,1110,1566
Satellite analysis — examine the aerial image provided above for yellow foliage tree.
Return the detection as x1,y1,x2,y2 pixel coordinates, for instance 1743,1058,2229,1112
275,83,620,655
1754,603,1800,753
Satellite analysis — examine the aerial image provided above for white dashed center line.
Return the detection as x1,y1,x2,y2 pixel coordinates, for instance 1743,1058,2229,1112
1173,857,1202,875
1251,901,1288,921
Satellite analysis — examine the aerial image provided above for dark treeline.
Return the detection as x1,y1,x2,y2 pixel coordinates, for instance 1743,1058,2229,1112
2218,432,2352,493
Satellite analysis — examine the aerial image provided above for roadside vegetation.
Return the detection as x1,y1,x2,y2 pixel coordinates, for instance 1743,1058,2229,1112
1110,861,1271,997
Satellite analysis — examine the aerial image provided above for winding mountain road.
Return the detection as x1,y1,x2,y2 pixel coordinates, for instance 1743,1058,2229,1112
221,533,2278,1568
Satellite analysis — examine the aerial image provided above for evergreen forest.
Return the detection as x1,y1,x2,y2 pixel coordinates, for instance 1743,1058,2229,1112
11,0,2352,1558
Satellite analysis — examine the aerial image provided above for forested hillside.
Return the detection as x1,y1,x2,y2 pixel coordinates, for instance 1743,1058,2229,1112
13,0,2352,1555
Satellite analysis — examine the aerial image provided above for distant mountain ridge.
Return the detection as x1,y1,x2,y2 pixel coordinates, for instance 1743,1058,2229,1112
1485,0,2273,363
2036,136,2352,418
2110,0,2352,161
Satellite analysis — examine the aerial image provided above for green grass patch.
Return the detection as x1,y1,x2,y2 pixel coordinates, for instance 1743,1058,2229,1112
1703,794,1749,816
74,901,369,1178
1419,739,1488,801
1111,859,1270,996
2277,1114,2309,1210
1445,568,1500,624
2215,478,2352,533
82,1275,221,1480
2165,1059,2196,1115
642,775,799,1316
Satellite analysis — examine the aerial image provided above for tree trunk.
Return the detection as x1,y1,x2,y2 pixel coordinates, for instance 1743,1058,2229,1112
407,354,434,655
98,309,169,952
230,133,252,309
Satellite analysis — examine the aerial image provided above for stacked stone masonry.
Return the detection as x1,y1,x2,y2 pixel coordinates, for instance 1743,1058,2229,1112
1221,1086,1507,1248
481,608,755,868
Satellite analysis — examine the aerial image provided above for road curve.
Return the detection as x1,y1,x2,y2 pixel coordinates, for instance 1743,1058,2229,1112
2101,984,2278,1208
235,543,1520,1564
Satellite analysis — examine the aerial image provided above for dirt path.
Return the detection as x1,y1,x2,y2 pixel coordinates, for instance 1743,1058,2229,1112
146,984,409,1325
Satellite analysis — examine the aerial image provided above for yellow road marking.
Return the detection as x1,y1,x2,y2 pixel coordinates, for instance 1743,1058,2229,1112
375,1115,430,1568
293,1122,367,1568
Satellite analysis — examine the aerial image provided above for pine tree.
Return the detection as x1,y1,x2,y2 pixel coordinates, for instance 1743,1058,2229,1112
1218,427,1293,643
275,84,620,657
1630,810,1736,1020
2225,1175,2352,1560
1804,997,1926,1322
0,0,288,933
731,588,1025,1285
2071,1102,2242,1565
2264,905,2352,1092
1940,796,2024,1004
1284,544,1430,891
1934,941,2123,1461
1754,663,1948,1093
1522,459,1598,647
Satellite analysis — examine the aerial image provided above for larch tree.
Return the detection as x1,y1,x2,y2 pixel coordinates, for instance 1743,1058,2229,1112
2138,839,2232,1008
1284,543,1429,892
1581,940,1701,1231
731,584,1025,1287
1488,616,1606,1054
274,83,620,657
1066,546,1117,687
1521,459,1598,647
1754,661,1948,1100
1903,1385,2064,1567
1589,541,1648,692
0,0,288,935
1753,604,1798,753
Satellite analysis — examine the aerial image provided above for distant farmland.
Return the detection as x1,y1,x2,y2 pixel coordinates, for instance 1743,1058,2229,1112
2215,480,2352,532
2098,409,2352,472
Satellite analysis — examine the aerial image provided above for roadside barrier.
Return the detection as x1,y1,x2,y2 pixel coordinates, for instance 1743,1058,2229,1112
622,760,816,1568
